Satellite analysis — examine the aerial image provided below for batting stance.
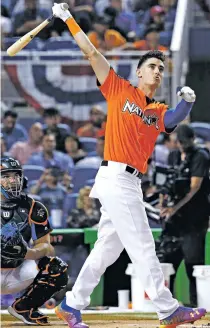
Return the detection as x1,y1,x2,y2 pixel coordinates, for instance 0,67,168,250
0,157,68,325
52,3,206,328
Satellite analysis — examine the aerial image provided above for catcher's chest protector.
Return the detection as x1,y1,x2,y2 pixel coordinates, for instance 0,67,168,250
1,195,33,269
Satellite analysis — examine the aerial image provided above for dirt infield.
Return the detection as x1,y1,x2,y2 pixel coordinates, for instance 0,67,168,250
2,315,210,328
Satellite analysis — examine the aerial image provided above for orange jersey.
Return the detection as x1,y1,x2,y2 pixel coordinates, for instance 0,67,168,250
99,68,168,174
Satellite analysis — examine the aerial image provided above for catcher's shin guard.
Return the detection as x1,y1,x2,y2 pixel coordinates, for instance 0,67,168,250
12,256,68,313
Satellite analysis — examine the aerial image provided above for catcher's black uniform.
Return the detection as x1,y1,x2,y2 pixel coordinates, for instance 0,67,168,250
1,157,68,325
1,194,52,269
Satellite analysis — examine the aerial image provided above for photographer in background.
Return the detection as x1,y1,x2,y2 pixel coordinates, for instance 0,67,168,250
157,124,210,307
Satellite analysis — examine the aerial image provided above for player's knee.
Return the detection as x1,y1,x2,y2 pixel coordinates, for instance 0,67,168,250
38,256,68,290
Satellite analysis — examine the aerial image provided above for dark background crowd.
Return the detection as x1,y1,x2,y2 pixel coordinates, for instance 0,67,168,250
1,0,178,51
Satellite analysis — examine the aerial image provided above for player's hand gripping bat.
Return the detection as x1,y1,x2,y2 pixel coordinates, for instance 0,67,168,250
7,3,69,56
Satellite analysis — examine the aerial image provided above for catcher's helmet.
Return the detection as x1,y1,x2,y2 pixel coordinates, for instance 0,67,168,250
1,157,24,199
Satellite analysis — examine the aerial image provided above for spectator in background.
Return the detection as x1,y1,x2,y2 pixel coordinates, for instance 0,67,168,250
76,136,104,168
29,166,72,228
27,133,74,175
158,0,176,29
43,108,70,152
77,105,106,138
137,0,176,39
153,132,178,166
0,135,10,158
67,186,100,228
105,0,138,39
51,0,95,36
1,5,12,45
9,122,43,165
13,0,50,39
65,134,86,164
122,25,168,51
1,110,28,150
149,5,165,31
2,0,53,16
88,16,126,51
95,0,135,17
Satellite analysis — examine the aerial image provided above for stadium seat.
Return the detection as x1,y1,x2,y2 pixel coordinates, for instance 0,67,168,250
79,137,97,153
23,165,45,182
72,167,98,192
42,37,80,51
63,193,79,226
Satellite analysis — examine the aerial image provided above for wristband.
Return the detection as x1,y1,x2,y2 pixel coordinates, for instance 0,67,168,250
66,17,81,36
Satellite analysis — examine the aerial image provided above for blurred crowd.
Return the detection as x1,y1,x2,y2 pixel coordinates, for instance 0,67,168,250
1,0,180,51
1,105,210,230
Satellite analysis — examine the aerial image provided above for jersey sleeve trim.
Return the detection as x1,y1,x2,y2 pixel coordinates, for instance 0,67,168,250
29,200,49,225
28,198,36,226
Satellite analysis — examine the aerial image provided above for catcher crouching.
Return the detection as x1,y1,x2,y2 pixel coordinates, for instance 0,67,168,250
0,157,68,325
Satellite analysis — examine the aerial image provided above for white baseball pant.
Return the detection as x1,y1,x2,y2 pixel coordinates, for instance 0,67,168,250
66,161,179,319
1,260,38,294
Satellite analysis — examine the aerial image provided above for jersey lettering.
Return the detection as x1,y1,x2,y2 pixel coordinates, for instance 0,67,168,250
98,68,168,173
122,99,160,130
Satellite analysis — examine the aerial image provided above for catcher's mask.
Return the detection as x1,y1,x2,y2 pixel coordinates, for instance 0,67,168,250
1,157,23,199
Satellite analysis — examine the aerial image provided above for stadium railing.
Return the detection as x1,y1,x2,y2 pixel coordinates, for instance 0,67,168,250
2,50,171,122
170,0,194,108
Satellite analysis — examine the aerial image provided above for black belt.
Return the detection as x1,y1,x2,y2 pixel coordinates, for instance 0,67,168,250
101,160,143,179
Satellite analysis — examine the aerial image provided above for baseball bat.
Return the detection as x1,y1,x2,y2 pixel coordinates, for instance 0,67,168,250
7,3,69,57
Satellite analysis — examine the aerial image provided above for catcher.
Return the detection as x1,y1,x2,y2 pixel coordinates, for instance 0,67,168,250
1,157,68,325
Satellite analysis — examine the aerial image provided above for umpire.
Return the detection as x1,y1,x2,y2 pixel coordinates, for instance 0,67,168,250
159,124,210,307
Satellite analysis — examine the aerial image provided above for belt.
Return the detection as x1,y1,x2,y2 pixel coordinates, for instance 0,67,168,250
101,160,143,179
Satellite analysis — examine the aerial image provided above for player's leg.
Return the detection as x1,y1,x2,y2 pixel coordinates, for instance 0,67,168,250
55,205,124,327
1,260,38,295
96,172,206,325
8,256,68,325
95,172,179,319
67,204,124,308
55,169,206,327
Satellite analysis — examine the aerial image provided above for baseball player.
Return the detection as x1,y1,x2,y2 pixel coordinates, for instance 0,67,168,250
52,3,207,328
1,157,68,325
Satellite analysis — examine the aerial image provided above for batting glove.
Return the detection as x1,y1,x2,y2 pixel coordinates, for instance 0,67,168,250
177,86,196,103
52,2,72,22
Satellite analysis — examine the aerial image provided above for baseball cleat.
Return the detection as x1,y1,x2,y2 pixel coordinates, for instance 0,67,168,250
159,306,207,328
8,305,49,325
55,297,89,328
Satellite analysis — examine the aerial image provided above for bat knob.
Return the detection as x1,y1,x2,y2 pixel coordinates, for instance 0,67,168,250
60,3,69,10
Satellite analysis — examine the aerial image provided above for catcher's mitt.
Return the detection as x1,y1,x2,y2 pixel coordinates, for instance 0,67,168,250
1,222,28,260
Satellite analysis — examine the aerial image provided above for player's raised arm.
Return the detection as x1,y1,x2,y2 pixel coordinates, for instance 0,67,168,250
52,3,110,85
